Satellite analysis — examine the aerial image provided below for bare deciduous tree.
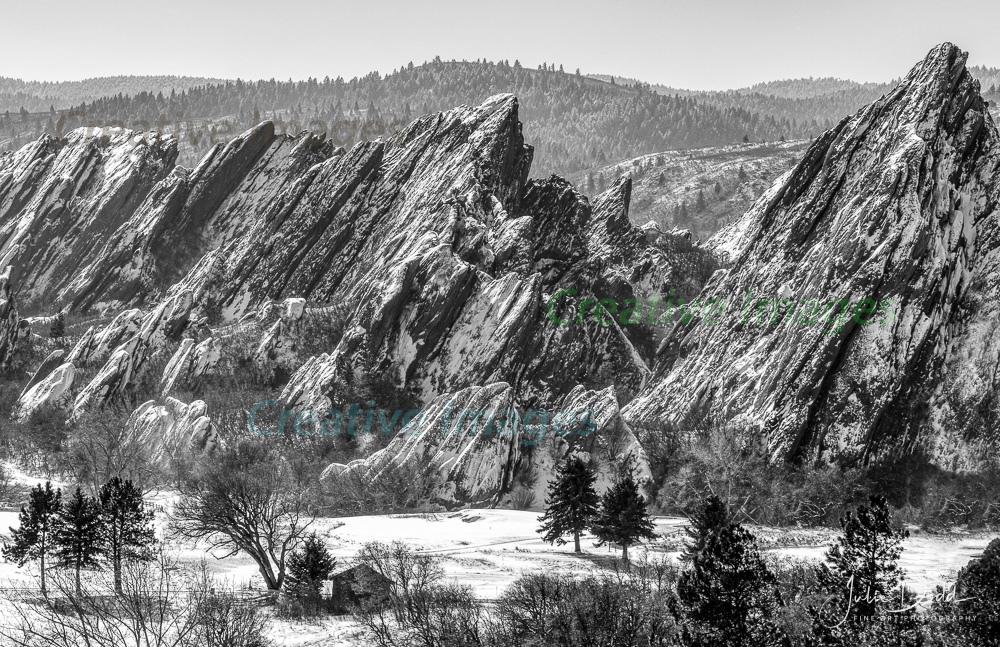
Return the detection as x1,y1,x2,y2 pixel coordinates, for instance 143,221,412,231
67,407,156,495
0,550,269,647
169,439,313,591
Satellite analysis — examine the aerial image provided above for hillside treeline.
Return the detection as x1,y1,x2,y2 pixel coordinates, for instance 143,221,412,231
1,60,832,176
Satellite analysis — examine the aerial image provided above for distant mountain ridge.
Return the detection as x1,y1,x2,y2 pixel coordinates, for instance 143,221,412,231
2,60,998,182
0,75,227,111
0,61,826,177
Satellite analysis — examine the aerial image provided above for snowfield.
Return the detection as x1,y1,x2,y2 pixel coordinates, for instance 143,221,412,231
0,484,995,646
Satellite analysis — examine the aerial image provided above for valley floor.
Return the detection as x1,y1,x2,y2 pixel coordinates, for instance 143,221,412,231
0,473,994,646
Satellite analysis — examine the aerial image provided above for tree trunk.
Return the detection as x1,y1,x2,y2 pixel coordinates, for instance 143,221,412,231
258,563,280,590
114,555,122,594
622,543,629,562
40,553,46,598
75,563,81,596
574,531,581,553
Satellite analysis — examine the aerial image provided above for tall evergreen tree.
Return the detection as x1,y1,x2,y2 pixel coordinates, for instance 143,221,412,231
53,487,103,595
590,466,656,561
49,312,65,340
98,477,156,593
821,494,908,617
285,532,336,604
812,495,917,644
677,496,785,647
2,482,62,596
537,456,599,553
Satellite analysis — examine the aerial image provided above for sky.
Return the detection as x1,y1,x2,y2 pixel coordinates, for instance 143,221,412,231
2,0,999,89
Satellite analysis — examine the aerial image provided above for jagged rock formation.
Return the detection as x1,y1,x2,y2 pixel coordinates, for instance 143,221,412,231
0,123,336,311
16,362,75,421
0,129,177,309
127,398,219,463
14,96,702,424
0,267,18,370
7,43,999,506
326,381,650,509
624,43,1000,469
327,383,523,506
159,337,221,396
0,92,708,504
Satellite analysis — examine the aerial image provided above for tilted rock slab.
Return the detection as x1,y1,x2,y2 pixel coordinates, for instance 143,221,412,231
624,43,1000,468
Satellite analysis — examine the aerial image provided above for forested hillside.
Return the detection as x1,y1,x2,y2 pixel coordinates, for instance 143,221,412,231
0,60,830,176
0,75,224,111
2,60,997,177
594,69,1000,132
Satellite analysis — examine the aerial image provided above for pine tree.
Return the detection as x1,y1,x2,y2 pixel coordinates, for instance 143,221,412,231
820,494,908,618
53,487,103,595
812,495,917,644
49,312,65,340
98,477,156,593
537,456,599,553
677,496,785,647
2,482,62,596
696,190,707,211
285,532,337,601
941,537,1000,643
590,466,656,560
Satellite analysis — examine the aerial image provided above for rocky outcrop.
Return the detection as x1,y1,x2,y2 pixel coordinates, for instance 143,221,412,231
0,267,18,370
0,128,177,310
14,44,1000,504
126,398,218,463
624,43,1000,468
0,93,696,503
16,362,75,421
328,383,523,506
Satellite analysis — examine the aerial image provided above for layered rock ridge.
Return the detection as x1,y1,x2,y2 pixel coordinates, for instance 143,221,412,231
3,94,716,503
624,43,1000,468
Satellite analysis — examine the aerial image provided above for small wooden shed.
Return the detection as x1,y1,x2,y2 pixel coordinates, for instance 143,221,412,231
327,563,392,613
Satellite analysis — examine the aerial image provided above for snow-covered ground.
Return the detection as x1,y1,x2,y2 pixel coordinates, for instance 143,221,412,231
0,469,995,646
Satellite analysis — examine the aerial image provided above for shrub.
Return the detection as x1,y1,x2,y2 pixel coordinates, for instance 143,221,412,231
490,564,679,647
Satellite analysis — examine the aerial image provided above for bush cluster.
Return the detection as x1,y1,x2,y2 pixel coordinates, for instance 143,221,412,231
353,497,1000,647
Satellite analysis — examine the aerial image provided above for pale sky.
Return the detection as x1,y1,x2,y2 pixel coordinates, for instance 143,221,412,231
3,0,999,89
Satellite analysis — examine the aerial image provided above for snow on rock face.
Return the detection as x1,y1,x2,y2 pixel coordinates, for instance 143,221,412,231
16,362,75,421
283,297,306,321
20,349,67,398
74,289,199,413
0,129,177,309
72,347,131,414
126,398,219,463
328,383,525,507
67,309,144,367
5,94,720,505
624,43,1000,467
